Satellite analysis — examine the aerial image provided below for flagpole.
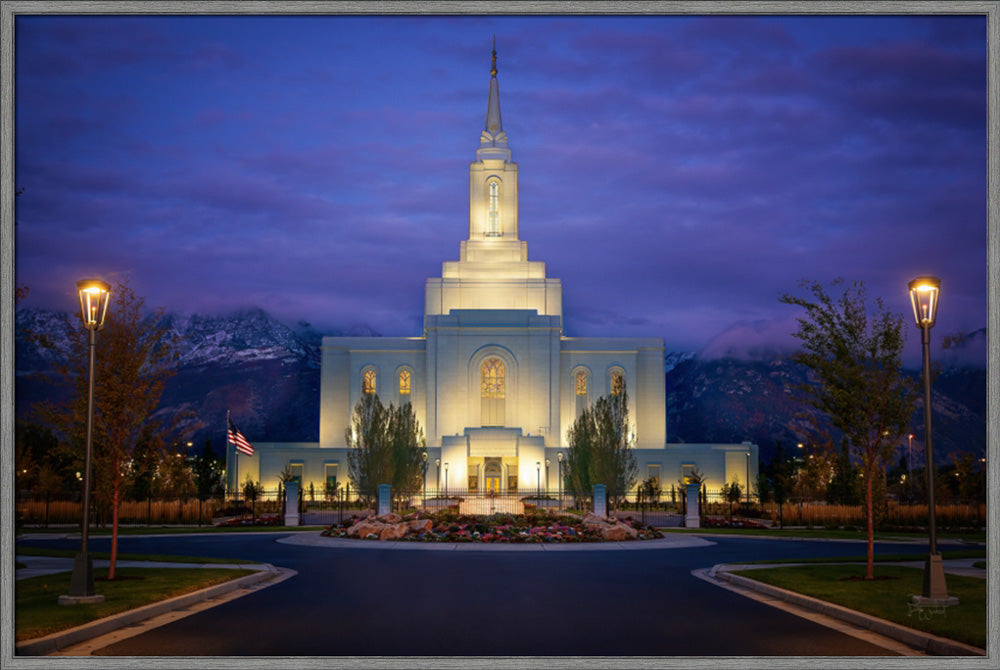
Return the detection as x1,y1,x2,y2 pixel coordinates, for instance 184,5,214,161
228,409,237,503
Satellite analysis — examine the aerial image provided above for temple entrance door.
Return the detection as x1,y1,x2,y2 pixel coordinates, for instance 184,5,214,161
484,457,503,493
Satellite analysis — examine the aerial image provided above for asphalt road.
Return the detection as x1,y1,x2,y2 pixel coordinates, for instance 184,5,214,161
17,532,937,656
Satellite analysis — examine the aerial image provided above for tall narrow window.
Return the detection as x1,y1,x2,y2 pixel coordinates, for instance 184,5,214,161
481,357,505,426
575,370,588,417
487,181,500,236
363,368,376,395
398,369,411,397
610,370,624,395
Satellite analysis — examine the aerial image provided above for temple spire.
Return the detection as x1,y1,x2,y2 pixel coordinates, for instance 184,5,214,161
480,38,508,159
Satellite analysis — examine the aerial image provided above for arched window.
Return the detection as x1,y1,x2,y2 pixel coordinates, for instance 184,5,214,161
398,369,411,397
487,180,500,236
575,369,589,417
610,370,624,396
481,357,505,426
362,368,376,395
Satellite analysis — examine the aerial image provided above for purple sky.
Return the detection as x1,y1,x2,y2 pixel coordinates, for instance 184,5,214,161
12,14,988,365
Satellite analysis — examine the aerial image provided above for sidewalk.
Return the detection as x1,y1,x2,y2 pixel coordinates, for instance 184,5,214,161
698,559,987,657
15,555,271,580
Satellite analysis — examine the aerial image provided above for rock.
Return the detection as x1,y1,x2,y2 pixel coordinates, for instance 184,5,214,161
409,518,433,532
347,520,385,537
600,524,628,541
620,522,639,539
379,513,403,524
380,523,410,540
581,512,609,528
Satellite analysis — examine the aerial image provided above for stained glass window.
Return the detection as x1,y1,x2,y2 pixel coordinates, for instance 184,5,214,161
575,370,588,395
481,358,505,397
487,181,500,236
363,368,376,395
610,370,623,395
399,369,410,395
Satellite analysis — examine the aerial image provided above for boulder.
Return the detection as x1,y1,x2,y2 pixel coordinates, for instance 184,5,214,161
379,522,410,540
600,524,628,541
347,520,385,538
379,512,403,524
581,512,609,528
408,518,433,532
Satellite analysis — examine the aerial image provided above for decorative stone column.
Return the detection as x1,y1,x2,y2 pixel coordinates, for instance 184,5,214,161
378,484,392,517
685,482,700,528
593,484,607,518
284,481,300,526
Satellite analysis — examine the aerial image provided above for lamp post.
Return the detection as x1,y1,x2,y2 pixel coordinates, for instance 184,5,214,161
545,458,550,495
61,279,111,605
444,462,449,499
745,451,751,504
536,461,541,498
435,458,440,496
908,276,956,605
907,433,913,479
557,452,564,507
421,451,427,509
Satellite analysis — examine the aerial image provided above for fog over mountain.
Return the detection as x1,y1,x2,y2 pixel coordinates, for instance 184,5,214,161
14,307,987,466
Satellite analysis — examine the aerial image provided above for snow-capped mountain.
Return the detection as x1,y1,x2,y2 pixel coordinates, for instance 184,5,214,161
14,307,987,464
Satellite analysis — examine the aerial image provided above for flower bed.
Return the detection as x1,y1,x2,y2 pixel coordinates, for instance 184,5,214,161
701,515,769,529
213,514,283,527
321,509,663,543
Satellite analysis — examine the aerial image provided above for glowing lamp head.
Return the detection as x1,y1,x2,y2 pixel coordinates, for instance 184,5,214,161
908,276,941,328
76,279,111,330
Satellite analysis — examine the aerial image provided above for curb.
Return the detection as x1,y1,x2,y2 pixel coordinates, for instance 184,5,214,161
710,565,986,657
15,564,284,656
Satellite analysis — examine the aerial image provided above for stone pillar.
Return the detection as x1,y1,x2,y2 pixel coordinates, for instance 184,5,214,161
685,482,700,528
378,484,392,517
284,482,300,526
593,484,607,518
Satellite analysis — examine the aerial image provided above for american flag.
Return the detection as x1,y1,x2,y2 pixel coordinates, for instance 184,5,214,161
227,418,253,456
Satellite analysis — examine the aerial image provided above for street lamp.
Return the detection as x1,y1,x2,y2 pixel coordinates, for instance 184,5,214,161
536,461,541,497
908,276,956,606
545,458,550,495
557,452,564,504
61,279,111,605
745,451,751,504
907,434,913,478
421,451,427,508
444,462,449,499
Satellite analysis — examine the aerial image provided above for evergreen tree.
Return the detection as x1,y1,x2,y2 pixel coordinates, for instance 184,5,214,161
565,384,637,512
346,394,425,505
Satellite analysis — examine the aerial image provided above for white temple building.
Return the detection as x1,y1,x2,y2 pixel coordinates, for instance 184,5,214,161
227,47,758,499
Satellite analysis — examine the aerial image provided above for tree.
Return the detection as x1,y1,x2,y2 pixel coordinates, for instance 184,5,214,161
346,395,425,505
723,480,742,524
564,384,638,513
827,437,861,505
33,279,183,579
780,279,916,579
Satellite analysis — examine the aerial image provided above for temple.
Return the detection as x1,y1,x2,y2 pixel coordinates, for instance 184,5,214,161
228,45,758,499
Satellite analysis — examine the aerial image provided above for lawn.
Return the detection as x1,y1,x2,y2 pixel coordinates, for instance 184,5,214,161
16,545,256,564
15,566,256,643
662,526,987,543
731,564,987,650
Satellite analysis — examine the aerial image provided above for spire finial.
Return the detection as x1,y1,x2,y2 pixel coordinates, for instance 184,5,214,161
490,36,497,77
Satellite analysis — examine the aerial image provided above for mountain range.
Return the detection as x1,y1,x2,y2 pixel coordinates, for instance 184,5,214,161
13,308,987,466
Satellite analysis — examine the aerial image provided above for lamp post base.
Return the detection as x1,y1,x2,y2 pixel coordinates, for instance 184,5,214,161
916,553,959,606
60,552,103,605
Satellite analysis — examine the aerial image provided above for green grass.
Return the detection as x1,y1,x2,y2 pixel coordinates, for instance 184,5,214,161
743,549,986,565
661,526,987,543
731,564,987,649
15,546,255,564
18,525,325,535
973,561,986,570
15,566,256,642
